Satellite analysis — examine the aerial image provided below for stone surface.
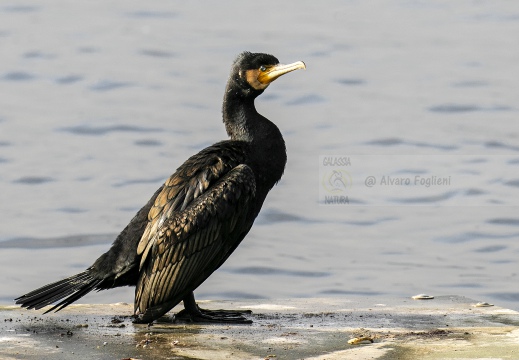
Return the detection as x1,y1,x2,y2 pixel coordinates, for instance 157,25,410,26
1,296,518,359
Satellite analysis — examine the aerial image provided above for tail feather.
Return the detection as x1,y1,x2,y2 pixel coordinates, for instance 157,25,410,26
15,271,103,313
16,272,91,310
43,279,101,314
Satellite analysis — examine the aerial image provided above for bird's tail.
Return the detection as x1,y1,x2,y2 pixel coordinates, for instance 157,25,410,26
15,270,103,314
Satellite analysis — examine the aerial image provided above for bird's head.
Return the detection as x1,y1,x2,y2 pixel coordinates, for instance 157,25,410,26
229,52,306,96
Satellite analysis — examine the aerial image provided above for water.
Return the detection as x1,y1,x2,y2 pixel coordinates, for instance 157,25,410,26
1,1,519,311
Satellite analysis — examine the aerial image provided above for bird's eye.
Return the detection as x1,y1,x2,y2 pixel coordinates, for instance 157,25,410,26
259,65,267,72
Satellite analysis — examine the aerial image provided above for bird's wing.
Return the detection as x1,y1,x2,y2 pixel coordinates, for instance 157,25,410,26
137,150,235,268
134,163,256,317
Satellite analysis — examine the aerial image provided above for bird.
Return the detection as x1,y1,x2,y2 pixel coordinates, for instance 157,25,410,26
15,51,306,324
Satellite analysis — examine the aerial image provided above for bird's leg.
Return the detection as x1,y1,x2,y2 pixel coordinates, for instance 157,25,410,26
174,292,252,324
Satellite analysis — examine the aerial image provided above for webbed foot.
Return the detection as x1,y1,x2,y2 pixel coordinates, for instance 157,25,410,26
176,292,252,324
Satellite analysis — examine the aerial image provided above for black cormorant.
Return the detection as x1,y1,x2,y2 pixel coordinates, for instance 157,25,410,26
15,52,305,324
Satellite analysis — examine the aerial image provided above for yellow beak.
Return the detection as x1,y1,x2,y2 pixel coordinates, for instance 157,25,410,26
257,61,306,85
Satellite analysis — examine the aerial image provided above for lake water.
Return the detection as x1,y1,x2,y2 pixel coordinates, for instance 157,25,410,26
1,1,519,312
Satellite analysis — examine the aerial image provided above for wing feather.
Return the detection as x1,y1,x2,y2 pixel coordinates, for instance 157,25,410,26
134,164,256,317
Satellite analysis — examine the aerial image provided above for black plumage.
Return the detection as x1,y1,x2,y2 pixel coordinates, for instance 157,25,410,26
15,52,305,323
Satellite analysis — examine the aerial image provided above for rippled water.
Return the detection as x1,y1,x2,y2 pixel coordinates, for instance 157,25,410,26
1,1,519,311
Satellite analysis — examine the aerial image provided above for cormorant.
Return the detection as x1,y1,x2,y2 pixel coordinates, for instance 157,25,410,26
15,52,305,324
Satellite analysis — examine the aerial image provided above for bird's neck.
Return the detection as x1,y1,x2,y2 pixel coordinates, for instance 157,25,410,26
222,90,275,144
222,92,257,142
222,89,287,186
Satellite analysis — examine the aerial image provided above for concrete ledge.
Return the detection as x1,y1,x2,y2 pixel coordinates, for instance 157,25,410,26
1,296,518,359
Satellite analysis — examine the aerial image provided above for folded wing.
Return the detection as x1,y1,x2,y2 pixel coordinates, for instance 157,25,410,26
135,164,256,321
